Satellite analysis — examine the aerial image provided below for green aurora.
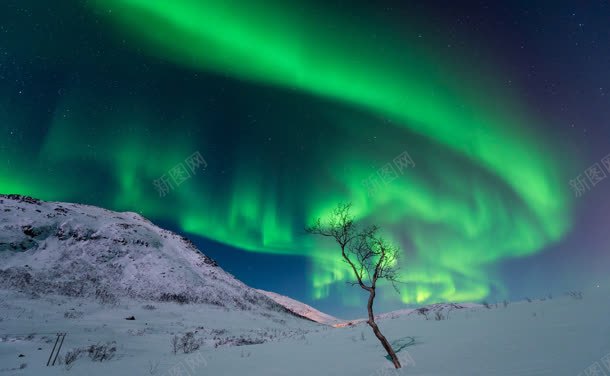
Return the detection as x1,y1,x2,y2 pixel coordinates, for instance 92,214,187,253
0,0,575,305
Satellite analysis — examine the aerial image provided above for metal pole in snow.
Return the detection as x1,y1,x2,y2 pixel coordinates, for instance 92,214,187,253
51,333,66,366
46,333,60,366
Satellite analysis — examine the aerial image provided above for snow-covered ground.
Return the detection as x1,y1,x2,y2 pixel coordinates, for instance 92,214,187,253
1,288,609,375
1,195,609,375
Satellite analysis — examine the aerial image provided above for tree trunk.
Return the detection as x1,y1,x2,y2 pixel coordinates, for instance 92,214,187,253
366,289,401,369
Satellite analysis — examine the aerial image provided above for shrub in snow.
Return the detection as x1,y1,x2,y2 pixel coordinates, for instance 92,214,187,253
180,332,200,353
64,310,84,319
171,332,200,354
214,335,266,347
95,288,118,305
159,293,191,304
416,307,430,320
63,348,82,369
87,342,116,361
566,291,583,300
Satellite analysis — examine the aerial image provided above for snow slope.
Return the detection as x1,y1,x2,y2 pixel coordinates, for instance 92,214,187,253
332,303,483,327
0,194,290,312
257,289,342,325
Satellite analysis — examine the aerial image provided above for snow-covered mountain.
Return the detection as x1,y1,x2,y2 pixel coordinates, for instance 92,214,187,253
257,289,342,325
0,194,290,313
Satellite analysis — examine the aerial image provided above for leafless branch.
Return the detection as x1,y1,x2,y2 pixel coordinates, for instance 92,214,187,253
306,202,404,368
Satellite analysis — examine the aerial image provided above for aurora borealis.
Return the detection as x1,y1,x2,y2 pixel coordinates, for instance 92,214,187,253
2,0,609,316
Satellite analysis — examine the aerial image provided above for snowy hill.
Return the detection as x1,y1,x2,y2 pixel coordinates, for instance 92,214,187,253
332,302,482,327
0,194,288,312
257,289,342,325
379,302,481,320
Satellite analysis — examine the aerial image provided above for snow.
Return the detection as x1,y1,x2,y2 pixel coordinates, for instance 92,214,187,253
257,289,343,325
1,195,610,375
0,194,289,312
2,289,610,375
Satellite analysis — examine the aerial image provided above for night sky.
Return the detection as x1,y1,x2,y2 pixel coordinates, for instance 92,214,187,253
1,0,609,318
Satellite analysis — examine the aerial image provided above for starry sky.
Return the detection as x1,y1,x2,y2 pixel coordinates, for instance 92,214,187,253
1,0,609,318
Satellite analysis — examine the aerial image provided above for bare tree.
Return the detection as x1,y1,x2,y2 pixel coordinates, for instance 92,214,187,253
306,202,402,369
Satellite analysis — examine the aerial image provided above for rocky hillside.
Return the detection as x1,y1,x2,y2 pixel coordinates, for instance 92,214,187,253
0,194,289,313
